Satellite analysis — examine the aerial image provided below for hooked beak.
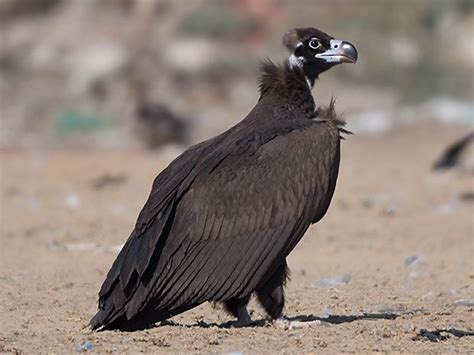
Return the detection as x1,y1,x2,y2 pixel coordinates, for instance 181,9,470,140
315,39,358,64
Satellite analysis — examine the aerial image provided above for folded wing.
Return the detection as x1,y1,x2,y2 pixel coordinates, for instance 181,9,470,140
90,120,340,330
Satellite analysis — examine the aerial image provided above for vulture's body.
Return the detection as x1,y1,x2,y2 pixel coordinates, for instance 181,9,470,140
433,132,474,171
91,27,358,331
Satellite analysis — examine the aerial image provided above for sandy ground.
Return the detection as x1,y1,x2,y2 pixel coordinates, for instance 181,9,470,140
1,123,473,354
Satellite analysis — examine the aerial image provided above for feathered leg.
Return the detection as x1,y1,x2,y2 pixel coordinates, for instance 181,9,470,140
257,260,322,329
256,260,288,320
224,294,252,326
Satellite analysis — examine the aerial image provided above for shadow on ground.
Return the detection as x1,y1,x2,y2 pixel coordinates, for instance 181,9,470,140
158,311,423,329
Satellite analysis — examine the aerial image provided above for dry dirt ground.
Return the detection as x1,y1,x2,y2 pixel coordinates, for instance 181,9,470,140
1,123,473,353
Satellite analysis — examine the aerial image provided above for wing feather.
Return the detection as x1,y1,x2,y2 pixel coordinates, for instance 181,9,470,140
91,119,341,330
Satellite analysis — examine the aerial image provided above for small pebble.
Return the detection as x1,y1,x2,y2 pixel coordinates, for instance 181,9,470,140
433,197,460,214
453,299,474,306
66,194,81,209
384,202,398,215
312,275,351,288
405,255,425,268
75,341,93,352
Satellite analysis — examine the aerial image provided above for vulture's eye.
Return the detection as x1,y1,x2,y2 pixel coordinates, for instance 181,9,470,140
308,38,321,50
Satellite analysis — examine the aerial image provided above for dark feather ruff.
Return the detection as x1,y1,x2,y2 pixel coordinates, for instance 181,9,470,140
313,98,352,139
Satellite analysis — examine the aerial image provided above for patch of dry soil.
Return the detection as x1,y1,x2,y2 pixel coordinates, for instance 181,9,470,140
1,124,473,353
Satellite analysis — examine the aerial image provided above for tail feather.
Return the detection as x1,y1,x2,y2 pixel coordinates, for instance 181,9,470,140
89,297,199,331
89,309,107,331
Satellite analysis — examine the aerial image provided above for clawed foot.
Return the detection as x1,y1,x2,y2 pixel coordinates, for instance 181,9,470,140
273,317,325,329
225,309,254,327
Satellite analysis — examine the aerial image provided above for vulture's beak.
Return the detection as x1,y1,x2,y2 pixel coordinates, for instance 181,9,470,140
315,39,358,64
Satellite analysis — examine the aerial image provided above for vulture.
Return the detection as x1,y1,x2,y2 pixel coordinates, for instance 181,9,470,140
90,27,358,331
432,132,474,171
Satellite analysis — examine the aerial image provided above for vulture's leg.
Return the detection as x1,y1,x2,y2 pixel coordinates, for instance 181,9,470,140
256,260,288,320
258,260,323,329
224,294,252,326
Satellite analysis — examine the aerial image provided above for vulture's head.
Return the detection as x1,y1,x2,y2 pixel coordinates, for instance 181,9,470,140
283,27,358,82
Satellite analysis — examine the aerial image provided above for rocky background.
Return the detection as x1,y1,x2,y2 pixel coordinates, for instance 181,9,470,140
1,0,473,150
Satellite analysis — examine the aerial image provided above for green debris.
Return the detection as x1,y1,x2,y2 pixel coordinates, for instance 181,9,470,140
56,112,106,136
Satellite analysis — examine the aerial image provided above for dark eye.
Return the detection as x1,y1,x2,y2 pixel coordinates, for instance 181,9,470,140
308,38,321,50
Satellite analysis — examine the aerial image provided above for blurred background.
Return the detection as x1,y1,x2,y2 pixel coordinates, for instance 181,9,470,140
1,0,473,150
1,2,474,352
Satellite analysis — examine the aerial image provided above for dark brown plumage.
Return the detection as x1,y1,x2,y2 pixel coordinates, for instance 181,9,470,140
90,27,357,331
433,132,473,171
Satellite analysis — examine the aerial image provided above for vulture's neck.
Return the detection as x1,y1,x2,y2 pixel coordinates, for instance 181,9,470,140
258,60,315,118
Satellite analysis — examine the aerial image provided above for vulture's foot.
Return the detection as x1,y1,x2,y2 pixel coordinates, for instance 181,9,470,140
221,305,253,327
232,306,252,327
